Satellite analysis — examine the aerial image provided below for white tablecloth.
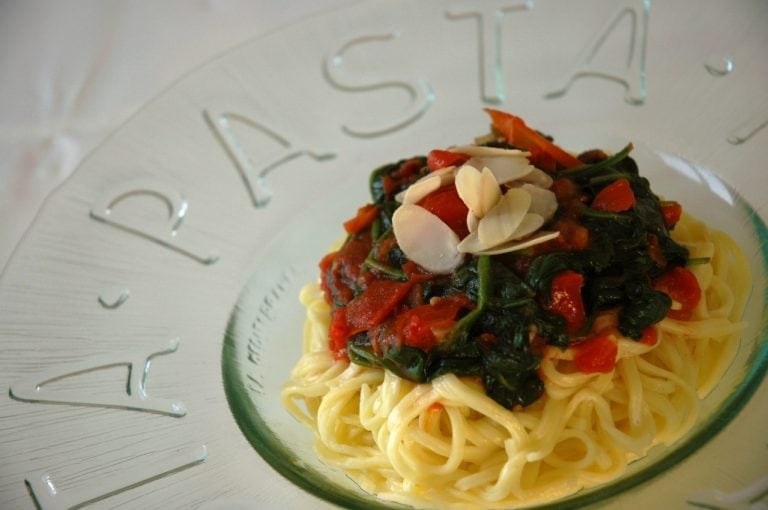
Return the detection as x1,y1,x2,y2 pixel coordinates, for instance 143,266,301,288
0,0,349,272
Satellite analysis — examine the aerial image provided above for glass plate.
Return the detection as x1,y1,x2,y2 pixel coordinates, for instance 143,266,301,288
222,144,768,509
1,1,766,509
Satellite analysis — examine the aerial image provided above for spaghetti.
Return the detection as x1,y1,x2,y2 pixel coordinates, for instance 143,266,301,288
282,111,749,508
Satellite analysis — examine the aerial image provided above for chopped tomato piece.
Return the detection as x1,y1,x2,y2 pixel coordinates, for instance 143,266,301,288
573,334,618,373
374,235,398,262
654,267,702,320
639,326,658,346
544,270,586,334
346,279,413,331
402,260,434,283
427,149,469,171
417,185,470,238
318,252,337,304
557,220,590,251
382,158,424,197
343,204,378,235
328,307,349,358
551,177,580,201
394,297,466,350
484,109,582,171
536,219,589,253
427,402,444,413
322,233,373,305
399,313,437,350
660,201,683,228
591,178,636,212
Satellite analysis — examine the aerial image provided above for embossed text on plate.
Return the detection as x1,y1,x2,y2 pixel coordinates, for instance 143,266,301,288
687,474,768,510
9,338,187,417
545,0,650,105
25,445,207,510
446,0,532,104
246,268,297,395
203,108,335,208
98,286,130,309
727,112,768,145
90,178,219,264
324,31,434,138
704,54,734,77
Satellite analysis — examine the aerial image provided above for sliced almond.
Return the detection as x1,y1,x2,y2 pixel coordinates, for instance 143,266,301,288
395,167,456,204
521,184,558,221
456,230,485,254
510,213,544,240
392,204,463,274
466,210,479,233
477,188,531,246
518,167,554,188
450,145,530,158
396,174,441,204
455,165,500,217
467,156,535,184
475,231,561,255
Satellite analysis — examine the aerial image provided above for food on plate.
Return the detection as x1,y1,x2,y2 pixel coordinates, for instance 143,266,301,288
282,109,750,508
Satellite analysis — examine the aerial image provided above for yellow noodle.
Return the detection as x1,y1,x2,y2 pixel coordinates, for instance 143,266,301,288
281,215,750,509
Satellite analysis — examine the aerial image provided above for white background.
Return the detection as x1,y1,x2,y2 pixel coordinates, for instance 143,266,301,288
0,0,350,272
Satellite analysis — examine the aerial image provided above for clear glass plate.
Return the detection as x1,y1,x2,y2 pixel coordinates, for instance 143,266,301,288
1,1,766,509
222,144,768,509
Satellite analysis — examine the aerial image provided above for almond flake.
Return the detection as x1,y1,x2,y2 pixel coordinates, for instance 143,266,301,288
518,167,554,188
450,145,530,158
475,231,561,255
520,184,558,220
456,230,485,254
395,167,456,204
466,211,479,233
455,165,501,217
477,188,531,246
393,204,463,274
510,213,544,240
466,156,535,184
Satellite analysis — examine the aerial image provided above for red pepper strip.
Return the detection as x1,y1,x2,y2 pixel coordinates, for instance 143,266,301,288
591,178,636,212
544,270,586,334
417,185,470,238
394,297,466,351
654,267,702,320
484,109,582,171
427,149,470,171
343,204,378,235
660,202,683,228
328,307,350,359
345,279,413,332
573,334,618,373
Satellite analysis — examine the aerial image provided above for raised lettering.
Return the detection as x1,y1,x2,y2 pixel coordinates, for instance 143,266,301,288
90,178,218,264
727,113,768,145
98,286,130,309
324,32,434,137
545,0,650,105
26,446,207,510
203,107,335,208
10,338,186,417
446,0,532,104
